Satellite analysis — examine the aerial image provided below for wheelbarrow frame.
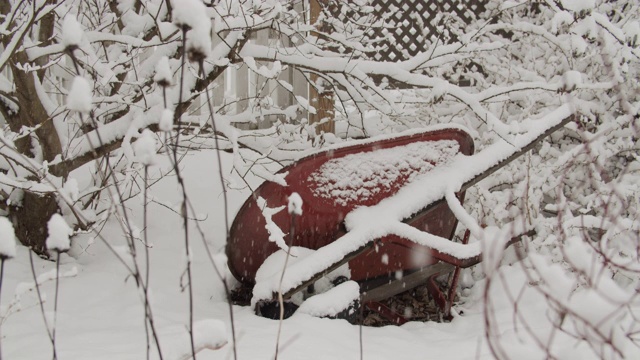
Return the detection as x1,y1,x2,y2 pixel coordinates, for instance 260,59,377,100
227,108,575,321
227,126,474,286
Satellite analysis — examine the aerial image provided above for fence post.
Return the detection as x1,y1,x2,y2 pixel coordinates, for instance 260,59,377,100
309,0,335,135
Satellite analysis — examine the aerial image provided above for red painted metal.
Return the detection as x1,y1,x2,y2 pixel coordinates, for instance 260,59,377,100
444,229,471,319
426,273,448,313
226,128,474,285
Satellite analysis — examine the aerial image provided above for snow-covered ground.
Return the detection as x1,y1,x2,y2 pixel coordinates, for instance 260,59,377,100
0,149,609,359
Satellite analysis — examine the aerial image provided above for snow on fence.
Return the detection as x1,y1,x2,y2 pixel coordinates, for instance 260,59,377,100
0,0,488,129
207,27,310,130
329,0,488,63
205,0,489,129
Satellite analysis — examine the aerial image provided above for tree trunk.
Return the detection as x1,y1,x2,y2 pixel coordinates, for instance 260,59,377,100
5,35,65,256
11,192,59,257
8,53,63,162
309,0,335,135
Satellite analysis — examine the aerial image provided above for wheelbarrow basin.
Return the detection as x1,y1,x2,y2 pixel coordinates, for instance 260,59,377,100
227,128,474,284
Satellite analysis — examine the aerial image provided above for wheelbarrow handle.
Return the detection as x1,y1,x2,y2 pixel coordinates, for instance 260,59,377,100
280,115,575,301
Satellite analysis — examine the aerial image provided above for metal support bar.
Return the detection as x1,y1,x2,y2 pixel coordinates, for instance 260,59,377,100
444,229,471,319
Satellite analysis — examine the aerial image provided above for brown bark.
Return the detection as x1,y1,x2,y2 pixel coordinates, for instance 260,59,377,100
11,192,59,256
309,0,335,134
1,3,65,255
8,50,65,255
8,52,63,164
35,1,56,81
308,81,335,134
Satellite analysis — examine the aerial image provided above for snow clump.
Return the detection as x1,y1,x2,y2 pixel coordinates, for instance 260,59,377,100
67,77,93,113
0,217,17,259
159,109,173,132
561,0,594,13
154,56,173,87
298,280,360,317
62,178,79,202
257,197,292,253
171,0,211,60
134,129,158,166
61,14,84,49
624,21,640,47
192,319,227,351
253,247,350,307
563,70,582,91
46,214,73,252
162,319,227,359
288,192,303,216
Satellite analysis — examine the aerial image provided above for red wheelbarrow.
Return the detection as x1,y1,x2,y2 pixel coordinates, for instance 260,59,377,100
227,109,574,323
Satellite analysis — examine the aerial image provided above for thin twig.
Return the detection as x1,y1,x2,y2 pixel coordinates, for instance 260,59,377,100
51,252,61,359
143,166,151,360
201,61,238,360
28,250,56,360
274,212,296,360
175,26,197,359
0,258,5,360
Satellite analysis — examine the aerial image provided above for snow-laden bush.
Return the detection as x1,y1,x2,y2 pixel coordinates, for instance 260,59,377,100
402,2,640,358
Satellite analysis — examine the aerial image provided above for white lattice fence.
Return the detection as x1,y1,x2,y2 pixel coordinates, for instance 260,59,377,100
211,0,489,129
202,29,310,130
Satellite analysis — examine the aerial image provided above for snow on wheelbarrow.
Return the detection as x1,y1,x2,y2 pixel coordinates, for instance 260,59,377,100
227,105,575,323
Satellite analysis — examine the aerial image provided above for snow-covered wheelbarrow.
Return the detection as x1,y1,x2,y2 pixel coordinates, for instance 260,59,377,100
227,107,575,323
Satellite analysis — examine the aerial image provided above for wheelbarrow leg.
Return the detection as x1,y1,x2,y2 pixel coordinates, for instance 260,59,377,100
426,274,447,316
444,229,471,320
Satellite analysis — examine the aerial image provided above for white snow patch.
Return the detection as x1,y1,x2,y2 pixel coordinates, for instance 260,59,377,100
244,57,283,79
61,14,84,48
159,319,227,360
253,247,350,307
445,189,482,238
154,56,173,86
479,226,511,275
62,178,79,202
288,192,303,216
134,129,158,166
46,214,72,252
256,197,292,253
171,0,209,29
66,77,93,113
0,217,16,259
551,11,574,34
563,70,582,91
308,140,459,206
15,266,78,297
298,280,360,317
171,0,211,58
624,21,640,46
159,109,174,132
561,0,594,12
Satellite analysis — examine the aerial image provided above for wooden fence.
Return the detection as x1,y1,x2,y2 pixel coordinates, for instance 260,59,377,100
354,0,487,62
1,1,488,132
213,0,488,131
